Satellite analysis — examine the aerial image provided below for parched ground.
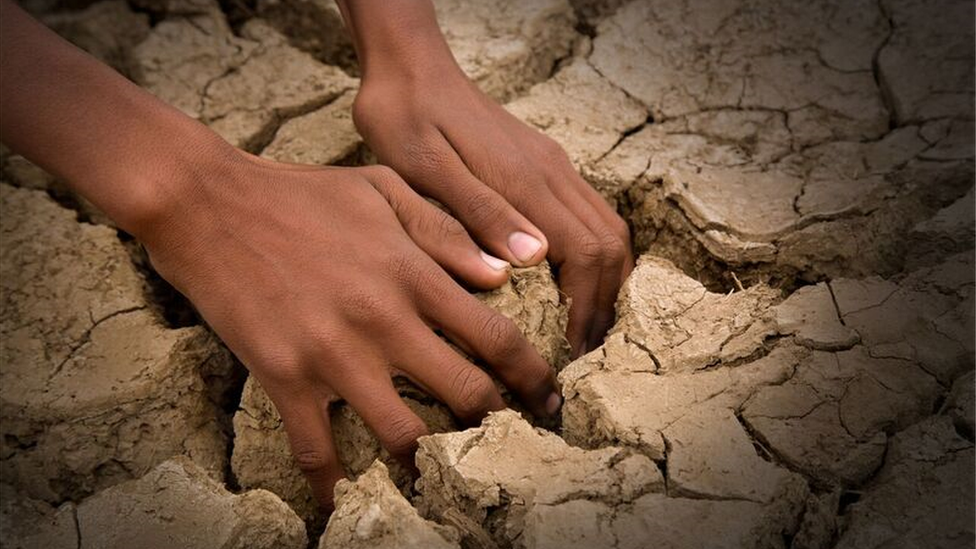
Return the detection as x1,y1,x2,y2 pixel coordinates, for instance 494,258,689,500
0,0,973,548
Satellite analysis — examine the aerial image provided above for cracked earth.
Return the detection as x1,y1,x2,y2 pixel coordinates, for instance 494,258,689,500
1,0,973,548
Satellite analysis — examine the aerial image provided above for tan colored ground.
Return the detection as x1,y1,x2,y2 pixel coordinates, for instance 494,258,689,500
0,0,973,547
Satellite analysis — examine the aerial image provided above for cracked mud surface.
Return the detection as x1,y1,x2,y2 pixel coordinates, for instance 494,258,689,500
1,0,973,547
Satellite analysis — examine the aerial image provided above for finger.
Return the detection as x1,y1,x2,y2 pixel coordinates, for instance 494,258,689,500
437,119,619,355
497,112,635,287
273,392,345,510
413,270,561,418
338,371,430,467
364,165,511,290
545,171,627,352
502,187,602,357
568,170,636,283
391,320,506,426
399,132,549,267
560,253,604,357
490,178,604,357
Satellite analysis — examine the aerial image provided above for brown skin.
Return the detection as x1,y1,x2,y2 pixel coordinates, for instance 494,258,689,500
0,0,559,509
336,0,636,355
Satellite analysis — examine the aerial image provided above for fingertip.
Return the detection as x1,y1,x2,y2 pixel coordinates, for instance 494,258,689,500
461,250,510,290
507,231,547,266
479,250,512,285
567,324,588,359
546,392,562,416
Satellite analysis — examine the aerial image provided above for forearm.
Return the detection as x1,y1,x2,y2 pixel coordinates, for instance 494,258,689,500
0,0,230,238
334,0,459,79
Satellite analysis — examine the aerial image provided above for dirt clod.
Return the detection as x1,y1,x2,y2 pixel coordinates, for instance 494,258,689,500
0,184,234,504
320,461,461,549
2,458,307,549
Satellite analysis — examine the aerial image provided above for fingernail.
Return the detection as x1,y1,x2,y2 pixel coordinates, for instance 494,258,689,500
480,250,510,271
508,231,542,263
545,392,562,416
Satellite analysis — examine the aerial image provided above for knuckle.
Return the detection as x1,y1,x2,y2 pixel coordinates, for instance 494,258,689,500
292,448,335,476
351,91,385,133
495,154,532,180
598,231,627,265
415,208,468,241
344,287,401,329
254,347,304,387
436,212,469,240
365,164,400,184
384,252,424,285
451,368,497,419
574,234,606,268
526,363,555,393
461,189,507,225
536,136,568,164
402,139,447,176
381,413,427,456
480,313,524,360
610,216,631,245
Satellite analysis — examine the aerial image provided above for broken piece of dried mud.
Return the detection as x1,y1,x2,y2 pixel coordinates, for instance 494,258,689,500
562,250,970,541
0,483,78,549
261,90,362,166
0,184,233,503
41,0,149,75
611,123,972,285
506,58,647,169
580,0,972,284
877,0,974,125
1,458,306,549
80,458,306,549
907,186,975,270
740,252,972,485
590,0,889,142
232,376,456,527
319,461,460,549
232,265,569,524
431,0,578,102
255,0,354,69
417,409,804,549
131,6,355,151
255,0,577,102
830,251,975,384
415,409,662,546
742,347,940,485
834,416,975,548
612,255,781,373
945,370,975,440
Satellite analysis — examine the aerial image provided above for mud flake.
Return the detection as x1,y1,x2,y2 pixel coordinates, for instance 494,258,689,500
319,461,460,549
0,184,233,503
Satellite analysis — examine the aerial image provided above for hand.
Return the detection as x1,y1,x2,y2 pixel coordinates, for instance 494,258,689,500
335,0,635,356
141,148,561,508
0,0,560,511
352,66,635,356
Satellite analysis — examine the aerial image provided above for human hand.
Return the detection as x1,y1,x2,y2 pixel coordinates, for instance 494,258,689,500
339,2,634,356
353,68,634,356
139,147,561,508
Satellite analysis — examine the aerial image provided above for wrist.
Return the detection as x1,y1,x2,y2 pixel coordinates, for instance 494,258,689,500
112,118,240,247
337,0,461,82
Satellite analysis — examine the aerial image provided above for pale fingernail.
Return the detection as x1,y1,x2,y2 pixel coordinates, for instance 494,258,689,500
545,392,562,416
480,250,510,271
508,231,543,263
